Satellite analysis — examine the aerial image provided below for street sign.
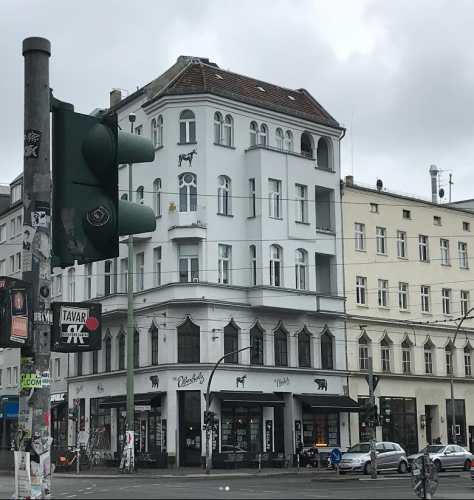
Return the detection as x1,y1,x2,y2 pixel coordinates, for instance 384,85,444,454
330,449,342,465
365,374,381,391
135,405,151,411
75,398,81,406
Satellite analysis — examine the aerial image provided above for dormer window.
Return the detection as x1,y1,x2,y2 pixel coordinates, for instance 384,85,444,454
11,184,22,204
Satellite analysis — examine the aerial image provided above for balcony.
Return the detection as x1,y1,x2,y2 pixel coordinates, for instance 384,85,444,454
168,205,207,240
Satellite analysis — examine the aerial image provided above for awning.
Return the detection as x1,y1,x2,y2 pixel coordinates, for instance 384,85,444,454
295,394,359,412
99,392,165,409
212,391,285,407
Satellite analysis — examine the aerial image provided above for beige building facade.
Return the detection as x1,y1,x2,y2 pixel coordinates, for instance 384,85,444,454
342,180,474,456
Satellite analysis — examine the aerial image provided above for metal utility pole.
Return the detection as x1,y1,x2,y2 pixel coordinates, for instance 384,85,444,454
126,113,136,472
449,174,453,203
19,37,52,499
368,357,377,480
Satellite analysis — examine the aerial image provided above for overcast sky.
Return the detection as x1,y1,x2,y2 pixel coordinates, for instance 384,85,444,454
2,0,473,201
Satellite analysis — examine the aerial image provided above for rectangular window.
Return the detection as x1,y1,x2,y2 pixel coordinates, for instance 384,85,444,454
9,255,14,274
0,224,6,243
77,352,83,377
370,203,379,213
154,247,162,287
136,252,145,291
376,227,386,254
463,222,470,231
16,216,22,236
302,413,340,447
0,260,5,275
92,350,98,374
399,283,408,310
465,351,472,376
121,258,128,293
421,286,430,313
250,246,257,286
55,274,62,296
218,244,231,284
381,346,391,372
54,358,60,379
378,279,388,307
104,261,112,296
0,369,2,387
403,209,411,219
434,216,442,225
179,244,199,283
458,242,468,268
461,291,469,316
442,288,451,315
15,252,21,272
425,348,433,374
354,223,365,251
295,184,307,223
397,231,407,258
180,119,196,143
268,179,282,218
440,239,450,265
13,366,18,386
356,277,367,305
446,349,452,375
7,367,11,386
10,219,15,239
419,235,429,261
249,179,256,217
359,344,369,370
84,263,92,299
69,270,76,302
402,348,411,373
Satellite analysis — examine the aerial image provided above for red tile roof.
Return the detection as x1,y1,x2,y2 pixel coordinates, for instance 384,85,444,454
145,63,340,129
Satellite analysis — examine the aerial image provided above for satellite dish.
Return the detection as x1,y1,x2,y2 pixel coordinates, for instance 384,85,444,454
439,188,445,199
376,179,383,191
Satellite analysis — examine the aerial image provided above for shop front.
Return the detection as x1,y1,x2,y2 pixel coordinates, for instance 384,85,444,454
51,392,68,449
0,396,18,450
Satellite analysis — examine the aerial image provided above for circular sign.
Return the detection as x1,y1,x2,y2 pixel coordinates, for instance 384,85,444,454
330,448,342,464
85,316,99,331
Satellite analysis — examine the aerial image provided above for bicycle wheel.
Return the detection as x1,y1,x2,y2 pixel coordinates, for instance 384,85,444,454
92,453,102,467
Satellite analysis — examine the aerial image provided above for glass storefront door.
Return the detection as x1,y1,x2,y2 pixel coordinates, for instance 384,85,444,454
178,391,202,466
221,407,263,452
381,397,418,455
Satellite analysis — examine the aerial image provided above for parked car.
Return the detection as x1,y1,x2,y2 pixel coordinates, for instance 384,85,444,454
407,445,473,472
221,445,246,453
471,459,474,481
339,442,408,475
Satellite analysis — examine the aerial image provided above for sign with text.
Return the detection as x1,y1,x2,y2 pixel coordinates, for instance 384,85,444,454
52,302,102,352
0,277,32,348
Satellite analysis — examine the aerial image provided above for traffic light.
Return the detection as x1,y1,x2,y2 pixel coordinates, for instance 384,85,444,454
51,97,157,267
369,404,378,421
359,404,370,423
379,398,391,423
204,411,211,425
68,408,78,421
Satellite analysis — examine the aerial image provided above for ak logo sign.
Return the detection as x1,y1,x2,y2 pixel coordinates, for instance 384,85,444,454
52,302,102,352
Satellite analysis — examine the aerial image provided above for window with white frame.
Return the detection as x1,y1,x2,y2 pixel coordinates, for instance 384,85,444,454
276,128,284,149
463,221,470,231
421,286,430,312
84,263,92,299
136,252,145,291
249,179,256,217
214,112,222,144
295,249,307,290
295,185,307,223
13,366,18,386
0,260,5,275
55,274,62,296
359,336,369,370
11,184,22,204
152,115,163,148
16,216,22,236
370,203,379,213
440,239,450,265
179,173,197,213
250,245,257,286
376,227,386,254
464,346,472,376
284,130,293,151
136,186,144,205
104,260,112,296
259,124,268,145
121,258,128,293
223,115,232,146
354,223,365,251
378,279,388,307
356,276,367,305
461,290,469,316
9,255,14,274
10,219,15,239
153,178,162,216
268,179,282,218
217,176,231,215
0,224,5,243
179,244,199,283
442,288,451,315
424,343,433,374
51,274,55,298
458,242,468,268
397,231,407,258
68,268,75,301
250,121,258,146
445,345,453,375
399,282,408,310
154,247,162,287
270,245,282,287
218,244,231,284
7,367,11,386
419,235,429,261
179,109,196,143
402,340,411,373
381,338,391,372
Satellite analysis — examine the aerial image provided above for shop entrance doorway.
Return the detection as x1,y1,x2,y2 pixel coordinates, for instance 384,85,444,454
178,391,202,466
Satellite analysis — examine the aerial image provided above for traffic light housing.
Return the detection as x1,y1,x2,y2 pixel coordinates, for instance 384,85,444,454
379,398,391,423
204,411,218,426
68,408,78,421
51,98,157,267
359,404,370,423
369,404,378,421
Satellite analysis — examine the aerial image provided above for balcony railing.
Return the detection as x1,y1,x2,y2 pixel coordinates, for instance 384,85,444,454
169,205,207,228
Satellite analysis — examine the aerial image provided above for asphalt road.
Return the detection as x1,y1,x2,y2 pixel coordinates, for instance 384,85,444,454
0,473,472,499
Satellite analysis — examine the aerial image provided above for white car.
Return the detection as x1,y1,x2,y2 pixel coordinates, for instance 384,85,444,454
339,442,408,475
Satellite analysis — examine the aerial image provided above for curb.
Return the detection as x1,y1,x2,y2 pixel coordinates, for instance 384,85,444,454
311,477,359,482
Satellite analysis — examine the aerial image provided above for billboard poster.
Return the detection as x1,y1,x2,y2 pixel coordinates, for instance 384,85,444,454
0,278,32,348
14,451,31,499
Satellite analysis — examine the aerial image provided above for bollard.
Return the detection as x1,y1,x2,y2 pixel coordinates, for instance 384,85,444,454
258,454,261,472
297,452,300,471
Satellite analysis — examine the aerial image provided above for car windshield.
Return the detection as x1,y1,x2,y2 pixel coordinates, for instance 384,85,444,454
347,444,371,453
419,445,445,454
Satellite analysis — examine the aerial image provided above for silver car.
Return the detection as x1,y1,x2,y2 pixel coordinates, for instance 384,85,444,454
339,442,408,475
407,445,473,472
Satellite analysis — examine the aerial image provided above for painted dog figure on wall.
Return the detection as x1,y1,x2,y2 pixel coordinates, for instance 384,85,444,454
313,378,327,391
236,375,247,388
150,375,159,388
178,149,197,167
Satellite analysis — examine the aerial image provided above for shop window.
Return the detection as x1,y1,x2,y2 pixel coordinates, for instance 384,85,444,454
90,398,112,449
221,407,263,452
302,412,339,447
178,317,200,363
224,321,239,364
380,397,418,456
298,328,311,368
446,399,466,444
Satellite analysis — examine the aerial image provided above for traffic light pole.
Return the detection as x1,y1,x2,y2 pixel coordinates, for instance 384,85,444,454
368,357,377,480
17,37,52,499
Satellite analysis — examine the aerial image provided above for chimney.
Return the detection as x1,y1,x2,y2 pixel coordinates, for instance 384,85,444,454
345,175,354,185
429,165,439,204
110,89,122,108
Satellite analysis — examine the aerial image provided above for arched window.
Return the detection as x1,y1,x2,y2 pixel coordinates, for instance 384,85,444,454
217,176,230,215
402,340,411,373
317,137,331,169
295,249,307,290
136,186,144,205
250,121,258,146
119,331,126,370
224,321,239,364
274,325,288,366
152,118,157,147
250,323,264,365
157,115,163,147
153,178,162,216
381,337,391,372
270,245,282,287
298,328,311,368
223,115,233,146
259,124,268,146
250,245,257,286
179,110,196,143
121,193,128,201
284,131,293,151
178,317,200,363
105,333,112,372
178,173,197,212
134,331,140,368
151,326,159,366
301,132,312,158
359,335,369,370
68,268,75,302
424,342,433,374
321,330,333,369
275,128,284,149
214,112,222,144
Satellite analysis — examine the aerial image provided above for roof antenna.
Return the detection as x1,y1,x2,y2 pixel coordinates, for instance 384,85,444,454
449,173,453,203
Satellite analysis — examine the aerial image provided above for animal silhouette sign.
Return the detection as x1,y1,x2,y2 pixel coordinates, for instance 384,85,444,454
313,378,328,391
150,375,159,388
236,375,247,388
178,149,197,167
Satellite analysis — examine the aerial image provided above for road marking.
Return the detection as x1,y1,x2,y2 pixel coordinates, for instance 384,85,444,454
240,489,255,492
66,496,77,499
100,489,110,492
262,492,281,494
133,485,141,488
84,492,93,495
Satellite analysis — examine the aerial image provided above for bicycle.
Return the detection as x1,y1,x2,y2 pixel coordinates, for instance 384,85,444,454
56,446,91,472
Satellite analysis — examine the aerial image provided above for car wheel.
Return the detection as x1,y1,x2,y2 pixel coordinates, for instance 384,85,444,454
398,461,407,474
434,460,443,473
364,462,371,475
463,459,471,471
